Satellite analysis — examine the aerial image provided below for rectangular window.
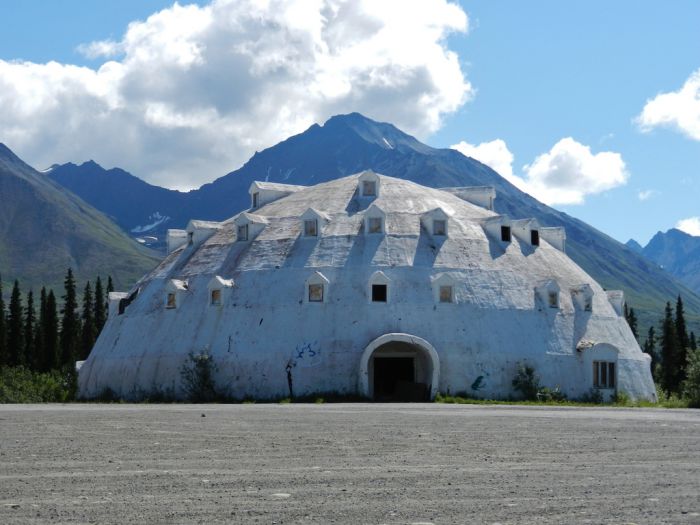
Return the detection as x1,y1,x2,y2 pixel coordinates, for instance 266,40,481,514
593,361,616,388
308,283,324,302
501,225,511,242
304,219,318,237
187,232,194,245
584,298,593,312
166,293,176,309
237,224,248,241
368,217,382,234
362,180,376,196
439,285,453,303
210,289,222,306
531,229,540,246
433,219,446,236
548,292,559,308
252,192,259,208
372,284,387,302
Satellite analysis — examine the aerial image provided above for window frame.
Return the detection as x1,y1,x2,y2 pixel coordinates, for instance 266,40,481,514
210,288,222,306
548,291,559,309
439,285,454,303
501,225,512,242
304,218,318,237
166,292,177,309
252,192,259,208
237,223,249,241
531,229,540,246
308,283,324,303
367,216,383,234
362,180,377,197
593,360,616,389
433,219,447,236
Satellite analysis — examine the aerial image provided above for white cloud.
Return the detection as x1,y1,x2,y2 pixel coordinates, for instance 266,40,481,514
450,139,514,177
676,217,700,237
636,69,700,141
0,0,472,189
637,189,655,201
452,137,629,205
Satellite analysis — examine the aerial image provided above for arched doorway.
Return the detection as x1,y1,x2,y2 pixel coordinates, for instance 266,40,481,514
359,333,440,401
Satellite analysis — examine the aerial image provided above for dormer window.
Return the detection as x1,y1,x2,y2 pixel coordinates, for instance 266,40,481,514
358,171,380,198
548,291,559,308
252,192,259,208
433,220,447,236
501,226,511,242
439,285,453,303
305,271,329,304
237,224,248,241
166,293,176,309
308,283,324,302
304,219,318,237
369,271,390,303
363,180,376,197
571,284,594,313
535,280,560,311
368,217,383,234
165,279,188,310
207,276,233,307
531,230,540,246
210,289,222,306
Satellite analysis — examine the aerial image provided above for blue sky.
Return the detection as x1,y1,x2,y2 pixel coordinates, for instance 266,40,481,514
1,0,698,244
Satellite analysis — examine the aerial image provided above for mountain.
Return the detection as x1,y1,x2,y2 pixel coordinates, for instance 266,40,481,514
0,144,160,293
625,239,644,254
630,229,700,294
47,113,700,331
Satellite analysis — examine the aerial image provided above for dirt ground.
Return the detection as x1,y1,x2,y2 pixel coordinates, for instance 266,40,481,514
0,404,699,524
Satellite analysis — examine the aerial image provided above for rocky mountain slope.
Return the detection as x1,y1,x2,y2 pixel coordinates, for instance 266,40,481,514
627,229,700,294
47,113,700,330
0,144,160,292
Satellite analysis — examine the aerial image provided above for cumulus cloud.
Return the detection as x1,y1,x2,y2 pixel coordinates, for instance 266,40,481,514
676,217,700,237
452,137,629,205
636,69,700,141
0,0,472,189
450,139,514,177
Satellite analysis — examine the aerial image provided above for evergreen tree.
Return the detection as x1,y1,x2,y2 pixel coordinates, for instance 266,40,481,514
0,275,6,366
44,290,59,371
106,276,114,317
35,288,47,371
24,290,36,370
690,332,697,351
660,301,681,393
675,295,689,383
60,269,80,368
80,281,96,360
7,280,24,367
94,276,106,333
644,326,658,371
626,307,639,340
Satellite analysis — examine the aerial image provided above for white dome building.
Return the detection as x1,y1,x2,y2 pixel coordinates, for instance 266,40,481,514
78,172,656,401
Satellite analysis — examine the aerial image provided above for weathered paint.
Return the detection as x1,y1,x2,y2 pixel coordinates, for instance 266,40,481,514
78,172,656,401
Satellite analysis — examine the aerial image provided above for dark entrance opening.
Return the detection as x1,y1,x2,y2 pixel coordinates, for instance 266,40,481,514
373,357,427,401
372,284,387,302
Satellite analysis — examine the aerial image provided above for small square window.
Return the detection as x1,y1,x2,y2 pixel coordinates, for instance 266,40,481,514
166,293,176,309
252,192,259,208
501,226,511,242
439,285,453,303
368,217,382,234
304,219,318,237
210,289,222,306
371,284,387,302
363,180,376,196
308,283,324,302
433,219,447,236
531,229,540,246
237,224,248,241
548,292,559,308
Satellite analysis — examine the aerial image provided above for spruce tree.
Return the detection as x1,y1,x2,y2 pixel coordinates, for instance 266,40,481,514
691,332,697,352
24,290,36,370
35,288,47,372
44,290,59,371
660,301,681,393
0,275,6,366
675,295,689,383
7,280,24,367
644,326,657,370
94,276,106,333
106,276,114,317
80,281,96,360
627,307,639,340
60,269,80,369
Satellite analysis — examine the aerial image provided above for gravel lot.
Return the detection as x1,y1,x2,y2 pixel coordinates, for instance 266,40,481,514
0,404,699,524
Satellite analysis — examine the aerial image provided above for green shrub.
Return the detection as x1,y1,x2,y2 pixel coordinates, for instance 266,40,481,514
579,388,604,404
180,351,218,402
512,364,540,400
682,349,700,408
0,367,75,403
537,386,567,402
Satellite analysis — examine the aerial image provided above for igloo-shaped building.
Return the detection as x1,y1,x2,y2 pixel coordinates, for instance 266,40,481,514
78,172,656,401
